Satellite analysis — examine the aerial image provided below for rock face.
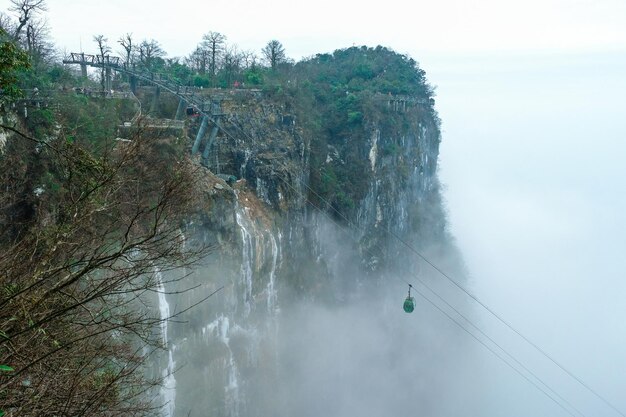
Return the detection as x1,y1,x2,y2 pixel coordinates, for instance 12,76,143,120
154,53,465,417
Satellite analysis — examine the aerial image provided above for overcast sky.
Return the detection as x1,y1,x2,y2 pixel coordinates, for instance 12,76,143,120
3,0,626,415
435,49,626,416
1,0,625,58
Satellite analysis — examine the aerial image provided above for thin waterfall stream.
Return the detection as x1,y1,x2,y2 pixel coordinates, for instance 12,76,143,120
155,268,176,417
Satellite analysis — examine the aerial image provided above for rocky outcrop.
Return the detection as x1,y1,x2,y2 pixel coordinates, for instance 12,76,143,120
149,79,461,417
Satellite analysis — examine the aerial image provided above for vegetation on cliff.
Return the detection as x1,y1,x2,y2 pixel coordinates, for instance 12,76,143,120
0,28,30,104
0,125,203,416
286,46,437,215
0,1,440,414
1,7,205,415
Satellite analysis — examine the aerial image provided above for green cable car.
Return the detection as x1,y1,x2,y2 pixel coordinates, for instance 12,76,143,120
403,284,415,313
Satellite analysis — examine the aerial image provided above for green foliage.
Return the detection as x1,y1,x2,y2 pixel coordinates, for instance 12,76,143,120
53,94,134,151
381,141,399,156
0,29,30,103
0,365,14,372
318,166,338,196
42,171,61,193
244,68,264,85
268,45,436,216
18,65,66,91
347,111,363,125
294,45,434,97
193,75,210,87
24,107,55,137
167,60,193,85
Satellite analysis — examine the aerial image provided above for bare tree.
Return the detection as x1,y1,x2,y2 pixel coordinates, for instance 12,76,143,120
0,29,216,417
0,122,210,416
0,12,16,34
262,39,287,70
239,49,258,70
137,39,165,70
118,32,133,66
93,34,111,92
222,44,242,87
187,45,209,74
23,17,53,65
201,31,226,83
8,0,46,42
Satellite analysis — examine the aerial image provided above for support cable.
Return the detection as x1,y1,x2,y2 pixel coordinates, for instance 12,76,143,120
411,283,580,417
216,121,588,417
93,69,623,416
269,138,624,417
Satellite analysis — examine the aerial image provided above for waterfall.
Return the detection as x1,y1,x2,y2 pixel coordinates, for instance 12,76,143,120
256,178,271,205
239,149,252,178
202,315,241,417
156,192,283,416
236,208,254,318
267,233,279,314
221,318,240,417
235,198,281,317
155,268,176,417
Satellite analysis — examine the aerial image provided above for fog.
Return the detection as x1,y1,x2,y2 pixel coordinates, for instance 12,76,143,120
274,291,481,417
428,50,626,416
244,215,486,417
4,0,625,414
269,50,626,417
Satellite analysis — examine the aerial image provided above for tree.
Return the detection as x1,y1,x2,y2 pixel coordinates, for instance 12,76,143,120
118,32,133,65
0,12,16,34
137,39,165,70
164,56,192,83
8,0,46,42
0,23,216,417
262,39,287,70
24,17,52,65
0,121,209,416
2,0,52,66
239,49,258,70
0,28,30,103
221,45,242,87
93,34,110,92
186,45,209,74
201,31,226,83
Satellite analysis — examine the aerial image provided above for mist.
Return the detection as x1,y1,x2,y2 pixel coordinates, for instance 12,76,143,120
256,51,626,417
3,0,623,414
226,215,486,417
430,50,626,416
161,50,626,417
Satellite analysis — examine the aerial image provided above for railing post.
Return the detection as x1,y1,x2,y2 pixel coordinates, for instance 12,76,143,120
201,101,222,163
130,75,137,94
79,52,87,79
105,66,112,92
175,98,186,120
149,85,160,116
191,115,209,155
202,122,220,162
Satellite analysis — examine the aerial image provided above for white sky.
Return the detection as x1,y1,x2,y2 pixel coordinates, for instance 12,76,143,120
1,0,625,59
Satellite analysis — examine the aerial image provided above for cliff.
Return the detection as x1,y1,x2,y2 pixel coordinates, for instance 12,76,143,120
154,47,465,417
0,44,465,417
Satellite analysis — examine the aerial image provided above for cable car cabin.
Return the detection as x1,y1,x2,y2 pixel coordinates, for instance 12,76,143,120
403,296,415,313
403,284,415,313
186,106,200,117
